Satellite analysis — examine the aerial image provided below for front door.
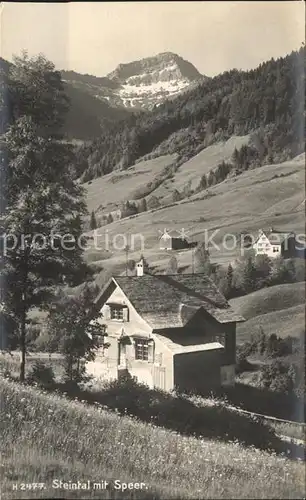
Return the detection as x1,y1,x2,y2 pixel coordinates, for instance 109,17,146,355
118,343,126,367
153,365,166,390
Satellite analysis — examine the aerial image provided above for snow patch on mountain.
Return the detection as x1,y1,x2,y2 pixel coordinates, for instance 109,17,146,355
62,52,205,112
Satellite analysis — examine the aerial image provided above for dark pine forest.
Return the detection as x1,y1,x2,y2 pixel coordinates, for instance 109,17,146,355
74,47,305,182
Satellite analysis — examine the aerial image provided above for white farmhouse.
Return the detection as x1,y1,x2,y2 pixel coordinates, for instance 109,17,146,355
253,228,296,259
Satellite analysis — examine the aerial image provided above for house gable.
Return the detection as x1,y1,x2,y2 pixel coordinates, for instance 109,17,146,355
96,278,152,337
88,272,242,390
253,232,273,250
253,229,295,258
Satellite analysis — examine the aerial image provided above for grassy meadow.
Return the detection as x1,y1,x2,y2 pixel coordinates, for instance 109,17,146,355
1,378,305,500
229,282,305,321
235,304,305,343
152,135,250,199
83,151,305,271
0,352,65,381
229,282,305,343
84,154,177,215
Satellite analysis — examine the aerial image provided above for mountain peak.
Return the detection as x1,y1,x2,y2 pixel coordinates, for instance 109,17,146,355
62,52,205,116
103,52,203,110
107,52,202,83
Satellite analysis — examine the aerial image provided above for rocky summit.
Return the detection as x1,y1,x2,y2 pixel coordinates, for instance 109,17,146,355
106,52,203,109
62,52,204,111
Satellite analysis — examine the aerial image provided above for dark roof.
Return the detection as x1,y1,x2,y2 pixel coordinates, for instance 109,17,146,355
255,230,295,245
96,273,245,329
267,232,294,245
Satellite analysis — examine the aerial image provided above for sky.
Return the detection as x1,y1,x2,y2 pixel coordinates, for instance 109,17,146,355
0,1,304,77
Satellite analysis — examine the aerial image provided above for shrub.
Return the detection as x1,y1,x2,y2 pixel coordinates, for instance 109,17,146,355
258,358,305,398
236,351,254,374
27,361,55,388
32,330,52,352
25,323,41,350
147,195,160,210
58,377,279,452
85,250,112,263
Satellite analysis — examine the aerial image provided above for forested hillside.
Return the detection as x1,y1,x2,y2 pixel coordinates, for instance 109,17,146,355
76,47,305,182
0,57,132,141
63,84,131,140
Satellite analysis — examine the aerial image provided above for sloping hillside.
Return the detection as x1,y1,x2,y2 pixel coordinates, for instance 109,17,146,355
229,282,305,343
229,282,305,320
152,135,250,201
84,153,305,272
235,304,305,343
63,83,131,140
84,135,252,215
85,154,177,214
0,56,132,141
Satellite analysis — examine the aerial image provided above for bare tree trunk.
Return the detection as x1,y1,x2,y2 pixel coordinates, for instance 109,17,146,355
20,247,29,382
77,357,80,379
20,306,26,382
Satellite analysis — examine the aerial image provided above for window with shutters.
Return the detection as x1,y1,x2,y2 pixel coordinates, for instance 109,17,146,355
110,306,124,320
108,305,129,321
135,339,149,361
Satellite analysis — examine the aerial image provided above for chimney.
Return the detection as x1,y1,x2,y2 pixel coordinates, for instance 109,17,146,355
136,258,144,277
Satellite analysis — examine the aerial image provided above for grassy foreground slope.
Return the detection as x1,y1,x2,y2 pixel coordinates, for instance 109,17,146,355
1,379,305,500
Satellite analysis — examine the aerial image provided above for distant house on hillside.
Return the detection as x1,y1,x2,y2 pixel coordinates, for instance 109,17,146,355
110,209,122,221
86,258,245,394
159,232,197,251
253,228,296,259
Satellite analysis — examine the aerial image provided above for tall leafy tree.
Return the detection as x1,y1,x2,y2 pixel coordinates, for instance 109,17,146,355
223,263,234,298
194,242,211,275
138,198,147,213
0,53,92,381
254,254,272,287
47,285,107,383
90,210,97,230
207,170,216,187
107,213,113,224
241,256,257,294
199,174,207,191
166,255,178,275
172,189,181,202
